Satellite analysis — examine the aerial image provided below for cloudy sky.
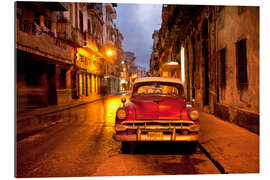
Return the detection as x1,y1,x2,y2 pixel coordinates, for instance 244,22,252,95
114,3,162,72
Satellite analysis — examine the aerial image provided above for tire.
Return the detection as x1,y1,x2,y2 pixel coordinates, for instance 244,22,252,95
121,142,130,154
121,142,136,154
189,141,198,153
129,142,136,154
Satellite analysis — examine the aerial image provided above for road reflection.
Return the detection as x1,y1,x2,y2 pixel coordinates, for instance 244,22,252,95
103,95,123,126
16,94,220,177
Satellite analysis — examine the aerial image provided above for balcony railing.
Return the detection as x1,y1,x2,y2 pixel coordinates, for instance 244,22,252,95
16,20,73,64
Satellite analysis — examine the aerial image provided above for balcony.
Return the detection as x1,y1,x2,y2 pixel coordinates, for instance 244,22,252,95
71,28,85,47
105,3,115,13
87,3,100,15
105,39,114,46
106,18,114,29
56,22,72,40
16,20,73,64
110,12,117,19
40,2,68,11
105,4,117,19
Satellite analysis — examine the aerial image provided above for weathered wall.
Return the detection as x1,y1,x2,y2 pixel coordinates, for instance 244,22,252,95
215,6,259,134
183,6,259,133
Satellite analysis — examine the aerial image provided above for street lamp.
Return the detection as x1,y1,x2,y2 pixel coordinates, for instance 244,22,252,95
106,49,114,57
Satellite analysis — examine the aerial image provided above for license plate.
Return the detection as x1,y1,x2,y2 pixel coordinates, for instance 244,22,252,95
148,132,163,140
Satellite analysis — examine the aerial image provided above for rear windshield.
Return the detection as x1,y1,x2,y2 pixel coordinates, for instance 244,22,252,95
132,81,184,97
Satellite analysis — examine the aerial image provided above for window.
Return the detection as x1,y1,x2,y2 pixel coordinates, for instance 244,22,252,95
236,39,248,90
219,48,226,88
80,55,84,62
79,11,83,34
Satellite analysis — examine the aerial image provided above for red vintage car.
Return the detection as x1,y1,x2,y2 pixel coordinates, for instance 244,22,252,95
114,77,200,153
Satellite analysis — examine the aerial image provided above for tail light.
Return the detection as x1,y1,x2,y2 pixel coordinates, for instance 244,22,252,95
116,107,128,120
188,109,200,120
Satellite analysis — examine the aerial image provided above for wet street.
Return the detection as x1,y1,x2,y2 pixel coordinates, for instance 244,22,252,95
16,95,220,177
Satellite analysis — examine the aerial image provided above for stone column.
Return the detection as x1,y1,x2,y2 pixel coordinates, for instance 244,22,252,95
66,68,72,102
55,65,61,104
40,15,45,30
76,71,79,98
39,63,48,106
89,73,92,94
87,73,90,96
51,22,57,37
95,74,97,94
55,65,61,89
66,68,71,89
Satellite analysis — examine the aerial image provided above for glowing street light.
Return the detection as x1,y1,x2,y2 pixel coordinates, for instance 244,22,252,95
132,74,137,79
106,49,114,57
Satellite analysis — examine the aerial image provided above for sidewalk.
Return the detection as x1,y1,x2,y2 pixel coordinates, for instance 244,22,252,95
17,95,103,122
16,95,104,138
199,111,259,174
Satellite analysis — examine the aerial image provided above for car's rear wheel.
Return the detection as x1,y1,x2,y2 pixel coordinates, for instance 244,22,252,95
121,142,130,154
189,141,198,152
121,142,136,154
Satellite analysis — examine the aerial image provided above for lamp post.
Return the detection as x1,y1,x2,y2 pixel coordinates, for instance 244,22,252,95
104,47,117,94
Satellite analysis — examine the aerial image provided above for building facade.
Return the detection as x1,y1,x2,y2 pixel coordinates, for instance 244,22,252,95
150,5,259,134
134,66,147,78
120,52,136,90
103,3,123,94
149,30,160,77
16,2,123,112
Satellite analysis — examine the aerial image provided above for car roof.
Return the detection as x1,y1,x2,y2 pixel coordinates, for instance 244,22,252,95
134,77,183,85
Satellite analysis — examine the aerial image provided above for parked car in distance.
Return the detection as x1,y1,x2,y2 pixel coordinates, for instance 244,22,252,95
114,77,200,153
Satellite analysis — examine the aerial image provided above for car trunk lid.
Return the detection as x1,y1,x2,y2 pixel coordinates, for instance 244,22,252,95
131,96,185,120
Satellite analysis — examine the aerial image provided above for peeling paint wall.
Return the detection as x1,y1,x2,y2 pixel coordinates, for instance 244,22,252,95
185,6,259,133
215,6,259,134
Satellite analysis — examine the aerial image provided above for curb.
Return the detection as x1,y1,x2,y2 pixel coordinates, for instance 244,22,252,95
198,143,228,174
34,97,104,117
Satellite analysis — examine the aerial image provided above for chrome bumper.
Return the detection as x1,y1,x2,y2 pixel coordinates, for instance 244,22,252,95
114,120,199,142
113,133,199,142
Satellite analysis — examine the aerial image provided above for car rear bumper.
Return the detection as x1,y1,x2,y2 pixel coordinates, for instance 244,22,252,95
113,133,199,142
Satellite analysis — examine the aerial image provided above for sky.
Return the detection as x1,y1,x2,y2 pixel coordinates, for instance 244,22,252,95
114,3,162,72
